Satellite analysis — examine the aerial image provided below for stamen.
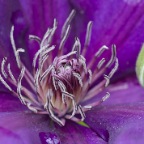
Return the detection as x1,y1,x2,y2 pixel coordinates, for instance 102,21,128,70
39,54,49,72
47,19,57,45
79,56,87,73
97,58,106,69
10,26,24,68
104,74,110,87
61,10,76,39
72,38,81,58
52,76,57,90
58,25,71,55
61,51,77,59
58,82,67,104
104,58,119,87
83,105,92,110
17,67,26,104
72,72,83,87
39,45,55,67
106,44,116,67
1,57,8,78
40,28,51,48
29,35,41,44
92,68,106,84
7,63,17,83
37,20,57,67
40,65,53,82
16,48,25,53
95,45,109,57
47,97,64,126
108,58,119,78
82,21,93,56
27,103,38,113
65,115,81,122
33,46,48,68
62,91,75,99
34,69,40,90
88,45,108,69
88,69,92,84
58,80,66,92
84,80,106,101
87,92,110,108
78,105,86,121
44,88,52,109
57,81,78,118
69,99,77,119
102,92,110,101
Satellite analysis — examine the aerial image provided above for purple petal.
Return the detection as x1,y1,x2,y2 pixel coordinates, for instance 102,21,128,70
0,111,50,144
85,103,144,144
0,110,106,144
85,76,144,143
85,76,144,106
105,76,144,105
70,0,144,77
40,121,107,144
0,0,20,60
0,93,25,112
18,0,73,60
19,0,71,35
0,0,31,71
2,0,143,79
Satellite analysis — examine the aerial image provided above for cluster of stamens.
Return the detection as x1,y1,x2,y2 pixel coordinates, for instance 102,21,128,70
0,10,118,126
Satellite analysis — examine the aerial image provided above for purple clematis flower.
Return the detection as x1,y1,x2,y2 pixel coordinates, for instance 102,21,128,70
1,0,144,144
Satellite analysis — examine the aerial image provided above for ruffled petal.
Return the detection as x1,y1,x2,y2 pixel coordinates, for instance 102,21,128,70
0,110,106,144
70,0,144,78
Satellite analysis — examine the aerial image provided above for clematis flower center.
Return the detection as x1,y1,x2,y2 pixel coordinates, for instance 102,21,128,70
0,10,118,126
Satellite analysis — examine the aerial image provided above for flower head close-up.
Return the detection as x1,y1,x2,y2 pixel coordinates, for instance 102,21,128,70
0,9,118,127
1,0,144,144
